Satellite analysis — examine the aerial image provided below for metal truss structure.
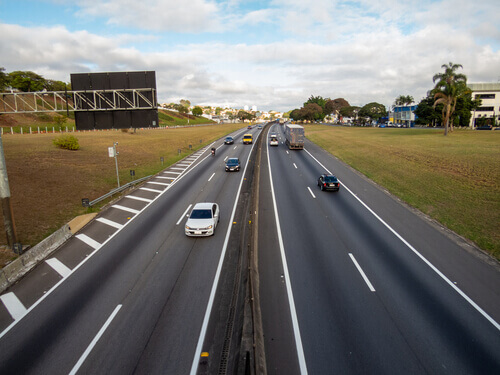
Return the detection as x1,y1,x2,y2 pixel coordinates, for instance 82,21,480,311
0,88,157,114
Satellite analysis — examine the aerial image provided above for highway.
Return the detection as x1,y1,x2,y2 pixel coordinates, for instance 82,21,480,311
0,122,498,374
258,122,500,374
0,126,261,374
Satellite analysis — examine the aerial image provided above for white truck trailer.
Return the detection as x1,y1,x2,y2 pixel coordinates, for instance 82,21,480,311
284,124,305,149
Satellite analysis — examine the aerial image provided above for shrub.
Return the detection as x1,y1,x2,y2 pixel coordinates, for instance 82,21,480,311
53,135,80,150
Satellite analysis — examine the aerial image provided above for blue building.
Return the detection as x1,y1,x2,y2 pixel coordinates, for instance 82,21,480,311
393,105,417,127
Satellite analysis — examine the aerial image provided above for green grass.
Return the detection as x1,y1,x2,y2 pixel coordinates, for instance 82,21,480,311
306,125,500,259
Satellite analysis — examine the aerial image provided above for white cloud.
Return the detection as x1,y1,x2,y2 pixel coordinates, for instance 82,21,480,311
2,0,500,112
74,0,224,33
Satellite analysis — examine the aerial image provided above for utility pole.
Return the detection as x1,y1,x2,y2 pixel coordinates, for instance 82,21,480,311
0,133,17,248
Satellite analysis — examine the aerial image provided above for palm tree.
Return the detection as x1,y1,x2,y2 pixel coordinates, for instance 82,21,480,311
432,62,469,136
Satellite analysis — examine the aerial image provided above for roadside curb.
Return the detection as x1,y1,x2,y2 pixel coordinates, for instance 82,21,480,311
0,223,72,294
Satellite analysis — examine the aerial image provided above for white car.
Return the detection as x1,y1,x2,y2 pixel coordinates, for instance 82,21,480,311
185,202,220,237
269,135,279,146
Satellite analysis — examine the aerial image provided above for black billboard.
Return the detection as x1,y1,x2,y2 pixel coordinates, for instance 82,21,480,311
70,71,158,130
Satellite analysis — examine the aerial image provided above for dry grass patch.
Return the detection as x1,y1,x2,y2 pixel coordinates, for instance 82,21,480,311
306,125,500,259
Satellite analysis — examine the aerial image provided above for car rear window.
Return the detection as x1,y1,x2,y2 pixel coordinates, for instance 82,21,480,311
190,209,212,219
324,176,338,183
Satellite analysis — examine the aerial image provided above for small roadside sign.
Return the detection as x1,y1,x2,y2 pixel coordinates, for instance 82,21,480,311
108,147,115,157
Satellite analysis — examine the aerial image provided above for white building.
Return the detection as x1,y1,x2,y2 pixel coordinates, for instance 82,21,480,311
468,83,500,128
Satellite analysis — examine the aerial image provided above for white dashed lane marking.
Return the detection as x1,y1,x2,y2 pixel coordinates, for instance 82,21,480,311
0,293,27,321
46,258,72,277
96,217,124,229
75,234,101,250
139,187,163,193
307,187,316,199
148,181,170,186
112,205,140,214
124,196,153,203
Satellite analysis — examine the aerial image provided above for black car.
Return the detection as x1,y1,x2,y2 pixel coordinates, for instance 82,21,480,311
225,158,240,172
318,174,340,191
224,136,234,144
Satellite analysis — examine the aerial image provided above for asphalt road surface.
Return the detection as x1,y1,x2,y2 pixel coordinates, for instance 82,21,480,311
258,122,500,374
0,122,499,375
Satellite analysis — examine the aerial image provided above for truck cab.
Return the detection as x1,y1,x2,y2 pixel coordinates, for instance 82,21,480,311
243,134,253,144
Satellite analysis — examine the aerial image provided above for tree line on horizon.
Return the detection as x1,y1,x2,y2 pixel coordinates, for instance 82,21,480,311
287,63,483,135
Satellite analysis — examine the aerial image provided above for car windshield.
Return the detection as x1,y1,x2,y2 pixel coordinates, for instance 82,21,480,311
190,209,212,219
227,159,239,165
226,137,232,140
324,176,338,183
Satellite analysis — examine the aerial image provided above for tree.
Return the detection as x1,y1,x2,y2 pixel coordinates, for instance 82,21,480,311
301,103,324,122
237,110,254,121
325,98,350,117
454,94,482,127
303,95,326,121
192,106,203,116
339,106,360,119
414,95,441,126
180,99,191,108
394,95,414,107
0,67,9,91
177,105,188,115
8,71,46,92
44,79,68,91
432,62,469,135
359,102,387,124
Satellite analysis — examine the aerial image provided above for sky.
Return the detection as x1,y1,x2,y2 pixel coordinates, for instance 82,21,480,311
1,0,499,112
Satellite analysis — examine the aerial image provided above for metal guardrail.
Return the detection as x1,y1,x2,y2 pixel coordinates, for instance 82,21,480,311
84,175,152,207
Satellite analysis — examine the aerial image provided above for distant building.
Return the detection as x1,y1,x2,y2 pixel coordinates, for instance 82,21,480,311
391,105,417,127
468,83,500,127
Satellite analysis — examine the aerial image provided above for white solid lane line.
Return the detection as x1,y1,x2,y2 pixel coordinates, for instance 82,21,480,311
46,258,72,278
69,305,122,375
112,205,140,214
190,130,263,375
307,187,316,199
155,176,174,180
349,253,376,292
75,234,101,250
177,204,192,225
0,293,27,321
208,172,215,182
96,217,124,229
266,137,309,374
